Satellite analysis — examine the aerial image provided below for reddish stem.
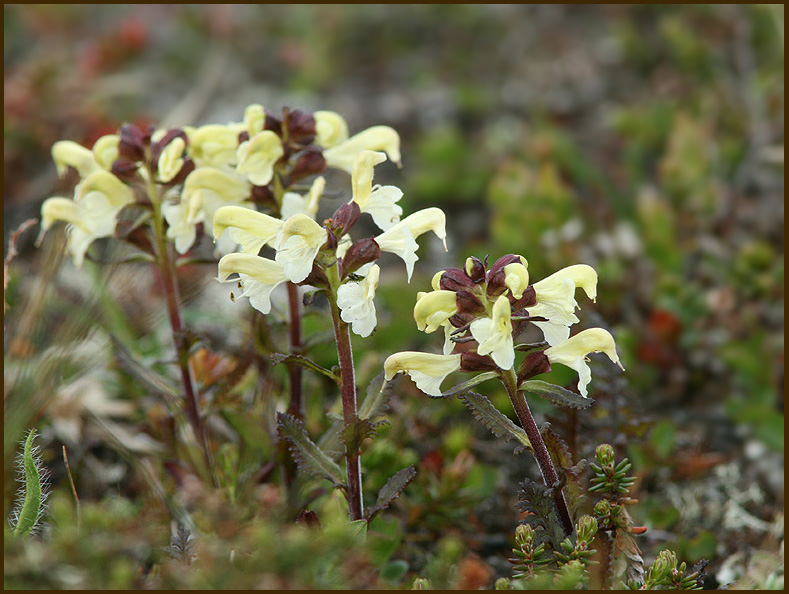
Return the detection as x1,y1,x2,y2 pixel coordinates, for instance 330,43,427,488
285,282,303,419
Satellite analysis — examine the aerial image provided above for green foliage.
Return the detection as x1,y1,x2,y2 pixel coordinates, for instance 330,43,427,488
8,429,49,538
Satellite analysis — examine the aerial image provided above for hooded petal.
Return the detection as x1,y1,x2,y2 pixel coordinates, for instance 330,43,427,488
157,136,186,183
280,176,326,220
470,295,515,370
504,258,530,299
213,205,283,254
314,110,349,148
92,135,121,170
52,140,100,178
323,125,401,173
186,124,241,168
236,130,284,186
384,352,462,397
375,207,447,281
544,328,624,397
414,290,458,333
217,253,289,314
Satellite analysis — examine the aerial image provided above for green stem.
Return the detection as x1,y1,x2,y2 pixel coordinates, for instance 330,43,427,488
148,180,211,474
501,369,574,537
326,265,364,521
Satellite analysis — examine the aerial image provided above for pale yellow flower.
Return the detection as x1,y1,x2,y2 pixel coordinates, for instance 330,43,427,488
350,150,403,231
414,290,458,334
504,257,530,299
217,253,289,315
470,295,515,370
213,205,283,255
186,124,241,168
236,130,285,186
275,214,327,283
157,137,186,183
544,328,624,397
281,176,326,220
40,170,134,268
374,207,447,281
384,352,462,397
323,125,401,173
314,110,349,148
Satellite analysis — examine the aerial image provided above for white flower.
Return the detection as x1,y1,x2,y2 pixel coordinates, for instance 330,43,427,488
281,176,326,220
544,328,624,397
384,352,462,397
236,130,284,186
275,214,327,283
413,290,458,334
40,170,134,268
374,207,447,281
470,295,515,370
350,150,403,231
323,125,401,173
337,264,380,337
527,264,598,346
217,253,289,315
162,190,205,255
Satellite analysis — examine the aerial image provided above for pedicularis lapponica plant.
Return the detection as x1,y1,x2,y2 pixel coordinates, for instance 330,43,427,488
16,105,706,588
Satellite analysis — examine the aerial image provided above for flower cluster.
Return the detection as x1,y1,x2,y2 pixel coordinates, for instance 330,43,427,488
384,254,624,397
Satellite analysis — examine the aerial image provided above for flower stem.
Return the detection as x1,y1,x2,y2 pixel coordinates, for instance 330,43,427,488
326,266,364,521
149,183,210,474
285,282,303,419
502,370,574,537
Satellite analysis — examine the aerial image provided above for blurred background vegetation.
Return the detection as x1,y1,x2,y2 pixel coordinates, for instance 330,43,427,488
4,4,784,589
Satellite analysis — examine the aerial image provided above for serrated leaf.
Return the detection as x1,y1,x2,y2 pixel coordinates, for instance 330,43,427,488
367,466,417,522
520,380,594,410
541,424,587,520
277,413,345,487
434,371,499,399
516,478,566,549
340,417,378,452
270,353,340,385
458,391,533,451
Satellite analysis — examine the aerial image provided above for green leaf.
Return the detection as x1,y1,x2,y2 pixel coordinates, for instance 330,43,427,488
340,417,378,453
11,429,47,538
458,391,532,451
359,371,393,420
270,353,340,385
519,380,594,410
367,466,417,522
277,413,345,487
434,371,499,399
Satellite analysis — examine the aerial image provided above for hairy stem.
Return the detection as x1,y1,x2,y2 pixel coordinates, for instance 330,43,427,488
326,266,364,521
285,282,304,419
502,370,574,537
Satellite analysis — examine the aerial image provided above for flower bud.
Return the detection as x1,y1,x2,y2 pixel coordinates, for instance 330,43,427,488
516,349,551,383
327,202,361,237
575,515,598,543
595,444,616,467
511,285,537,310
460,351,498,372
465,256,486,284
284,108,316,144
436,267,477,292
290,147,327,183
487,254,527,299
341,237,381,277
448,312,474,328
118,123,148,162
455,290,486,316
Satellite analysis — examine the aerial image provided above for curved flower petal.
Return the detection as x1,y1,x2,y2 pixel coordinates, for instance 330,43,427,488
157,137,186,183
504,258,529,299
544,328,624,397
323,125,401,173
470,295,514,370
375,207,447,281
217,253,289,314
536,264,598,303
414,290,458,333
384,352,462,397
244,104,266,137
527,277,578,346
275,214,326,283
213,205,283,254
52,140,100,178
163,191,205,254
186,124,241,168
92,135,120,171
236,130,284,186
337,264,380,337
314,110,349,148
